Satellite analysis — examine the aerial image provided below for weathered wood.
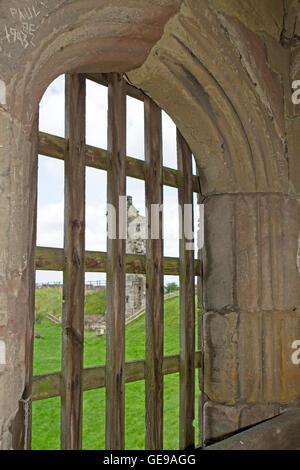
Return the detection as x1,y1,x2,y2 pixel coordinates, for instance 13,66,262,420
197,190,204,448
61,74,86,450
105,73,126,450
23,114,39,451
38,131,200,193
38,132,67,159
12,114,39,450
35,246,202,276
84,72,146,102
144,97,164,450
32,370,62,401
177,129,195,450
195,164,204,448
35,246,65,270
32,351,203,401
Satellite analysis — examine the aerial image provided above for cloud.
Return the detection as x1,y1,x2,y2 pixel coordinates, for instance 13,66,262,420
162,111,177,169
36,201,64,248
126,95,144,160
39,75,65,137
86,79,108,149
85,203,107,252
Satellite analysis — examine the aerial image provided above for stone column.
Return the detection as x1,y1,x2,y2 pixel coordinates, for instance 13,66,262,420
201,193,300,444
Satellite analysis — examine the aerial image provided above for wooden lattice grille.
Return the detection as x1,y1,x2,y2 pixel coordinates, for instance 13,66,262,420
26,73,203,451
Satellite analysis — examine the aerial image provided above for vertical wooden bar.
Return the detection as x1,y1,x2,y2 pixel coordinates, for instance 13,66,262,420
197,179,204,448
144,97,164,450
197,254,204,448
61,74,86,450
11,113,39,450
177,129,195,450
105,73,126,450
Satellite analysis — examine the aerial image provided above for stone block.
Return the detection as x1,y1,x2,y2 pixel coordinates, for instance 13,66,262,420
203,194,300,312
203,401,280,444
204,401,240,444
216,15,285,140
239,403,280,429
287,117,300,194
204,310,300,405
198,0,283,40
203,311,239,405
205,409,300,450
203,196,236,311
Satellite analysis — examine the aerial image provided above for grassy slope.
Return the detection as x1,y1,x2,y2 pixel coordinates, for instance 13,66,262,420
32,294,199,450
84,288,106,316
35,287,106,323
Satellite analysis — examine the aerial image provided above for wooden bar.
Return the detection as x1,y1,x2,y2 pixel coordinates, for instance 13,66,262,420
177,129,195,450
60,74,86,450
38,131,200,193
144,97,164,450
105,73,126,450
32,351,203,401
23,114,39,451
197,182,204,448
35,246,202,276
35,246,65,270
84,72,146,102
12,114,39,450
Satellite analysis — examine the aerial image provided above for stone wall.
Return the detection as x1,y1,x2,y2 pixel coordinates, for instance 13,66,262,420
0,0,300,449
201,193,300,443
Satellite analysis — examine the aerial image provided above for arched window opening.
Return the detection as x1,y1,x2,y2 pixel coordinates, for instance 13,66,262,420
31,73,203,451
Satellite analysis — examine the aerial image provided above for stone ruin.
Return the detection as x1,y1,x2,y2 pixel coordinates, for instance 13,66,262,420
125,196,146,318
85,196,146,332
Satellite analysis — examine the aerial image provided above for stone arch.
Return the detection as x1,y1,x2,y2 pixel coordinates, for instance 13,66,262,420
2,0,287,195
127,0,287,195
1,0,300,450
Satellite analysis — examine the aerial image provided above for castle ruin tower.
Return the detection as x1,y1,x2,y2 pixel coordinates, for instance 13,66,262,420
125,196,146,317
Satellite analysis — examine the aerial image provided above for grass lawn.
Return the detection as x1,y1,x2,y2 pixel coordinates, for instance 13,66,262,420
32,290,199,450
35,286,106,323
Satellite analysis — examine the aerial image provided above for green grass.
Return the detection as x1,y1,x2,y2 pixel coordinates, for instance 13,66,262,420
32,292,199,450
35,287,106,325
35,287,63,323
84,288,106,316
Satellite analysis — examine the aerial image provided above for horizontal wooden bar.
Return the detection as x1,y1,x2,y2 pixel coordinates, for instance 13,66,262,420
38,132,201,193
35,246,202,276
83,73,146,102
35,246,64,270
32,350,203,401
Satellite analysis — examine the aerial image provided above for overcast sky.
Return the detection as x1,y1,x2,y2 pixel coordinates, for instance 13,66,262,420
37,75,199,285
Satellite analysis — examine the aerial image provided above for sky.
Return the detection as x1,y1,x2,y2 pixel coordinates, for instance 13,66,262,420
37,75,199,286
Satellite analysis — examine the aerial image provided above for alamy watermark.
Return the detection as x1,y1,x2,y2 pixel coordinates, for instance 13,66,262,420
291,340,300,365
0,340,6,365
107,196,204,251
292,80,300,104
